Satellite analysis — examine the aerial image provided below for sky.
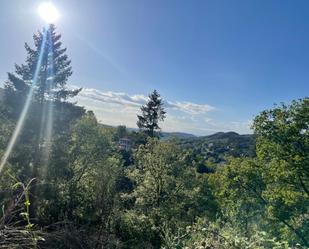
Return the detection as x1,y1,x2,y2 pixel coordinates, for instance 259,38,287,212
0,0,309,135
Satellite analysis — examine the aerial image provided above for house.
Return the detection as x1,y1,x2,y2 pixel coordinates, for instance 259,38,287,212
119,137,133,151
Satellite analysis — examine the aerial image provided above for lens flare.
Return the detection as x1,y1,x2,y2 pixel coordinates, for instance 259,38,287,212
39,31,55,172
38,2,59,23
0,30,48,174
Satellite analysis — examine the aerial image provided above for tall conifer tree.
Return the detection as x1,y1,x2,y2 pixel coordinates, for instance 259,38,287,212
5,24,80,104
137,90,166,137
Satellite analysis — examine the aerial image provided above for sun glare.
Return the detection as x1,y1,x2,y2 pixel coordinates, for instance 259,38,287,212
38,2,59,23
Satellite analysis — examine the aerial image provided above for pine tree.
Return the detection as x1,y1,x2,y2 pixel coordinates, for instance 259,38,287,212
5,24,80,105
137,90,166,137
3,24,83,163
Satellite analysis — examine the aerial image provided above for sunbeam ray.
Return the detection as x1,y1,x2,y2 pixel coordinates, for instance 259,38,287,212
0,29,48,174
40,29,55,172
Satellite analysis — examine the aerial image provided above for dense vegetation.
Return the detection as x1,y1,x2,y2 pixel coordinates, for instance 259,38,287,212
0,25,308,249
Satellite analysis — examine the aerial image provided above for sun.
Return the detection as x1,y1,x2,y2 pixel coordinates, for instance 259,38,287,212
38,2,59,23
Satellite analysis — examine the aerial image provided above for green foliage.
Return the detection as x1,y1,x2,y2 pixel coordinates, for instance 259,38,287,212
36,112,122,225
165,219,304,249
209,158,266,232
210,98,309,247
116,139,218,248
253,98,309,245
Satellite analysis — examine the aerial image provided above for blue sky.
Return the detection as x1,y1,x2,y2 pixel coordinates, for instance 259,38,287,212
0,0,309,135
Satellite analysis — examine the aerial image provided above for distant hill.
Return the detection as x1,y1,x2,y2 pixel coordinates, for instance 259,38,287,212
178,131,256,163
124,126,196,140
160,132,196,140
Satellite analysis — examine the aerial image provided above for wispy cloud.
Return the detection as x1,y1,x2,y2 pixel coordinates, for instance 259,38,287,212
165,101,215,115
73,86,252,135
77,87,214,115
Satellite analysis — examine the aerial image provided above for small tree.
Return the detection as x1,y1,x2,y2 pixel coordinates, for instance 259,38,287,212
137,90,166,137
126,139,189,247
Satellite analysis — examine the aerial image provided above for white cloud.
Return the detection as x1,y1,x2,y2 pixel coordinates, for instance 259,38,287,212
165,101,215,115
72,86,252,135
77,87,214,115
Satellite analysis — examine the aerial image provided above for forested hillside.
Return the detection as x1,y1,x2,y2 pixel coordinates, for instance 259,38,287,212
179,131,256,163
0,25,308,249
